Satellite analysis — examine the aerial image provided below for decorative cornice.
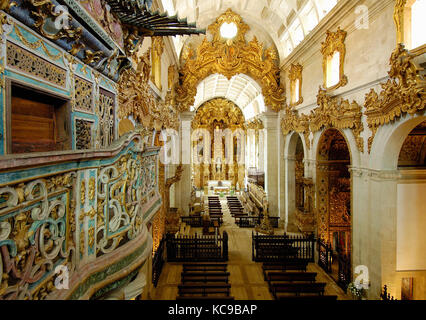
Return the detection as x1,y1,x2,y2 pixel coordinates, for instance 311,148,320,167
281,87,364,153
364,44,426,153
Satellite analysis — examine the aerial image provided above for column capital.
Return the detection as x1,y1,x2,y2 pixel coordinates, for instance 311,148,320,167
180,111,195,122
260,111,279,129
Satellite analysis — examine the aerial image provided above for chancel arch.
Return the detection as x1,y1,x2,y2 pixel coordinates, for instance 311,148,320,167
191,98,246,189
175,9,285,113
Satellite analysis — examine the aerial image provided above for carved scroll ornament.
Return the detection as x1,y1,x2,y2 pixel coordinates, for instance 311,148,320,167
364,44,426,152
281,87,364,152
176,9,285,112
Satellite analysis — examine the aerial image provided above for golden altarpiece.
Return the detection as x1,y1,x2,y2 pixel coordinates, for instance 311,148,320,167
191,98,245,189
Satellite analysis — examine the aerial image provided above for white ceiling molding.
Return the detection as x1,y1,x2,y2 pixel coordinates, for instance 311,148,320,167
191,73,264,120
160,0,339,62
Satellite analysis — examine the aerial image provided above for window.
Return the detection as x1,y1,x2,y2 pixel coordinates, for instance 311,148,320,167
8,83,70,154
321,27,348,91
220,22,238,39
304,8,319,33
315,0,338,19
326,51,340,88
289,20,304,47
289,63,303,107
396,0,426,50
411,0,426,48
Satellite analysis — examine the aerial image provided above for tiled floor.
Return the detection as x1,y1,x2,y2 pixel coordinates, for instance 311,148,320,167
152,198,351,300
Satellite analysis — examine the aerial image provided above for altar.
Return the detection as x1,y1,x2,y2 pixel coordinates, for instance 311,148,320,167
207,180,232,195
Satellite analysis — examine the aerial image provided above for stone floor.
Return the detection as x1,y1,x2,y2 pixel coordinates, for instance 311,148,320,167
152,198,351,300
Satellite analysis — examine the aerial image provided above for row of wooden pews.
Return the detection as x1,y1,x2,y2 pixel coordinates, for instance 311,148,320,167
227,196,256,228
227,196,244,217
263,261,338,301
207,196,223,224
176,263,234,300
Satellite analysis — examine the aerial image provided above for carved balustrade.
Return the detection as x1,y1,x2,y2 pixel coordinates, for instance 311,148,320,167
0,132,161,300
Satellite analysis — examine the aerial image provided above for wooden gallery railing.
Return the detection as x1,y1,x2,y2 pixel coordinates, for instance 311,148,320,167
152,237,166,288
337,249,351,291
252,232,316,262
317,239,351,290
0,133,162,300
317,239,333,273
166,232,228,262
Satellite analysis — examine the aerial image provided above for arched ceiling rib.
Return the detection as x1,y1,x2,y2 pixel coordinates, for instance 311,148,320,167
191,73,265,120
161,0,338,62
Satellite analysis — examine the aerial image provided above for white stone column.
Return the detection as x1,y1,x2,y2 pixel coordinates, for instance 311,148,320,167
261,111,279,217
278,120,286,227
175,111,193,216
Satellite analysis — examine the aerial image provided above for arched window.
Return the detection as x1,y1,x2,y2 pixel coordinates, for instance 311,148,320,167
321,27,347,91
289,63,303,107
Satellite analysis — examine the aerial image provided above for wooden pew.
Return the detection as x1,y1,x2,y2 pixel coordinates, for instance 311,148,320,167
178,283,231,297
270,282,326,299
266,272,317,284
277,295,337,301
183,263,228,273
177,296,235,300
262,261,308,278
181,272,231,283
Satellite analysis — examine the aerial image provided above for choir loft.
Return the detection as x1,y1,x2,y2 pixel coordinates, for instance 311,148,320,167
0,0,425,301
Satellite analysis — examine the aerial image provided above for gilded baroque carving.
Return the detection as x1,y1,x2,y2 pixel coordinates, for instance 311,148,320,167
311,88,364,153
281,106,311,150
6,41,67,87
399,135,426,162
281,87,364,153
0,0,17,11
0,173,76,300
176,9,285,112
26,0,85,55
96,90,115,148
117,50,155,124
74,77,94,113
393,0,407,44
364,44,426,152
13,25,63,61
321,27,348,92
192,98,245,129
151,37,164,90
245,117,264,130
289,63,303,107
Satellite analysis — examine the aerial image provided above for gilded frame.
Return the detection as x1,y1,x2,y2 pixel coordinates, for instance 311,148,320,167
289,63,303,107
321,27,348,92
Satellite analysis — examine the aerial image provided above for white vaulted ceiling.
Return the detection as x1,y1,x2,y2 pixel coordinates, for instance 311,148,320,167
191,73,265,120
160,0,338,62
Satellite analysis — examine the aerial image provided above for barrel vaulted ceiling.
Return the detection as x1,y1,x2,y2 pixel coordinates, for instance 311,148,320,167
157,0,338,115
160,0,338,62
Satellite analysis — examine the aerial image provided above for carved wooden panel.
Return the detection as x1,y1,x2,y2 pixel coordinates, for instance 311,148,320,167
6,42,66,87
97,89,115,148
74,77,94,113
75,118,93,150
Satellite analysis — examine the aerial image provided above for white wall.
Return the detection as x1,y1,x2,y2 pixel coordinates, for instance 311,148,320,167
397,183,426,271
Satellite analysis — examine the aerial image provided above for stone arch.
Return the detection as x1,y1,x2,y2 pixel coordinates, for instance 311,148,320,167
367,114,426,300
315,128,353,288
370,114,426,171
175,9,285,112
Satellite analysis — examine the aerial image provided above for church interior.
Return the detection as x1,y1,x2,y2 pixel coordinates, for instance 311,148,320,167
0,0,425,301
